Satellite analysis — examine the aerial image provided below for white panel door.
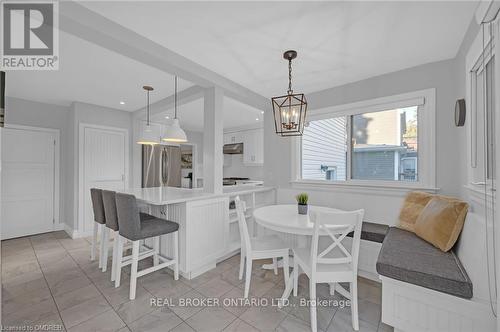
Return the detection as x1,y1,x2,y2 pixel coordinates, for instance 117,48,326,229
1,127,56,239
82,127,127,234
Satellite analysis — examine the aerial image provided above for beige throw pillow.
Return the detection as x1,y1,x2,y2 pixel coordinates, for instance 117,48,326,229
414,196,469,252
397,191,434,232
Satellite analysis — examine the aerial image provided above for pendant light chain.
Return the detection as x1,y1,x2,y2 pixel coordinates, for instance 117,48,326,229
288,59,293,95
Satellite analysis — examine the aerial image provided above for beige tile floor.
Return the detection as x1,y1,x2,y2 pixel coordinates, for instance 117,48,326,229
1,231,394,332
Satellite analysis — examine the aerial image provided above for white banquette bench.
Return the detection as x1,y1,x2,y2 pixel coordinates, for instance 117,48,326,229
376,212,496,332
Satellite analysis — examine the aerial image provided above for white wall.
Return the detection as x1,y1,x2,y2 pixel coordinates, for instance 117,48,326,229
5,97,69,229
223,154,263,180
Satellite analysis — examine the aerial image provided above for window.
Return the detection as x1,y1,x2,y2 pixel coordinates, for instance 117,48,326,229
295,89,435,188
352,107,418,181
302,117,347,181
470,54,496,182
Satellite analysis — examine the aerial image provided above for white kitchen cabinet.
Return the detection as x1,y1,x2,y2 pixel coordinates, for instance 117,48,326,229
243,128,264,165
223,153,232,167
223,132,244,145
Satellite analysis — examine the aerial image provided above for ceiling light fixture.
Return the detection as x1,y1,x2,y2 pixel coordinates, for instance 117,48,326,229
137,85,159,145
271,50,307,137
162,76,187,143
119,101,125,105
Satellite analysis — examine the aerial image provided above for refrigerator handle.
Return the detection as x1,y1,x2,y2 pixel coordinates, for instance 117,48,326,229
161,147,169,186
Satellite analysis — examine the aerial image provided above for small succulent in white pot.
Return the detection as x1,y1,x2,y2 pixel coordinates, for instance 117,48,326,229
296,193,309,215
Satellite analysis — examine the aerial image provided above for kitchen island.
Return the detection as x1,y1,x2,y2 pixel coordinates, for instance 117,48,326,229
117,185,276,279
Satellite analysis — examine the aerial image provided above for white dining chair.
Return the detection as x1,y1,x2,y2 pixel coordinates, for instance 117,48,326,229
292,208,364,332
235,196,290,298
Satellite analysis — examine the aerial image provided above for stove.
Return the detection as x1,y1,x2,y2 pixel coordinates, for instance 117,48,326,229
223,177,250,186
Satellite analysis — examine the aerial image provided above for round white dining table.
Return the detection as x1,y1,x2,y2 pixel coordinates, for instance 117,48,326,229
253,204,343,235
252,204,344,301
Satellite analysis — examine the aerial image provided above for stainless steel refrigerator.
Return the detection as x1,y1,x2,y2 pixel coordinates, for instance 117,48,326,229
142,145,182,188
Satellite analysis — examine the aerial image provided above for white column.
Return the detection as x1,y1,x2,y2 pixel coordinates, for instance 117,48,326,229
203,87,224,194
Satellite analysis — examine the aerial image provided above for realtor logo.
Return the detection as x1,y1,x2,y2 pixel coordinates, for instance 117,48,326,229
1,1,59,70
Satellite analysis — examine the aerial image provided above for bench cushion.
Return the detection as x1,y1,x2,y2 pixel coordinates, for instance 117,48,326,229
347,222,389,243
376,227,473,299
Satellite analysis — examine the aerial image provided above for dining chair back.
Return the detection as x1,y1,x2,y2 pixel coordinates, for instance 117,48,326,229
310,209,364,274
292,208,364,332
235,196,290,298
235,197,252,255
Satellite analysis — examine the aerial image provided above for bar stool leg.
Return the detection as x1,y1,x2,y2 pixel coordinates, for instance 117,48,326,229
173,231,179,280
111,231,118,281
153,236,160,266
98,224,105,269
102,227,110,272
129,241,140,300
91,222,98,261
115,235,124,288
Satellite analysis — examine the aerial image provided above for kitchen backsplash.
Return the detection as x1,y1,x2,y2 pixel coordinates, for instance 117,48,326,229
224,154,264,180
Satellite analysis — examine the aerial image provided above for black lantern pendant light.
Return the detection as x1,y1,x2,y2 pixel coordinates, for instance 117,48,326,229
271,50,307,137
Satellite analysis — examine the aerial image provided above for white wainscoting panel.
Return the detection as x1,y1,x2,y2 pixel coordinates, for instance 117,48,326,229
380,276,495,332
185,197,229,278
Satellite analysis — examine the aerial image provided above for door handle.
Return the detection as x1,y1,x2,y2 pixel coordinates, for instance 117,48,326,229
161,148,169,185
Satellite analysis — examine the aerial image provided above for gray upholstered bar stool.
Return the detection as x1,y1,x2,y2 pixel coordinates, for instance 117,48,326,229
90,188,106,269
102,190,155,281
102,190,120,279
115,193,179,300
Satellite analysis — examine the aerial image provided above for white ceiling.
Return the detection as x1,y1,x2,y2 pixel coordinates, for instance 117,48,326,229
150,96,264,132
6,31,193,111
82,1,477,97
7,1,477,129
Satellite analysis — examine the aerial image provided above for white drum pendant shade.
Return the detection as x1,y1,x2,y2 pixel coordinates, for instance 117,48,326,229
137,85,159,145
162,76,188,143
163,119,187,143
137,124,159,145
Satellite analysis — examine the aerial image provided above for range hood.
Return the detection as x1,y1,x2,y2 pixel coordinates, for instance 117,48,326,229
223,143,243,154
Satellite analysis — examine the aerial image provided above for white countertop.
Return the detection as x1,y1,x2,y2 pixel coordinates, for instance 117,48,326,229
119,185,274,205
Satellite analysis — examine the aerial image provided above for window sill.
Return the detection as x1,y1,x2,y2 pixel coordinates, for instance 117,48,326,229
290,179,439,194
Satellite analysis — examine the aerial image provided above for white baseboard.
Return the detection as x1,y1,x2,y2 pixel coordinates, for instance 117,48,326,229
53,223,66,231
63,224,92,239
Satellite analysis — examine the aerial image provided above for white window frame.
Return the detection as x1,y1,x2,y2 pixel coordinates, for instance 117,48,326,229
465,20,498,198
291,88,436,191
